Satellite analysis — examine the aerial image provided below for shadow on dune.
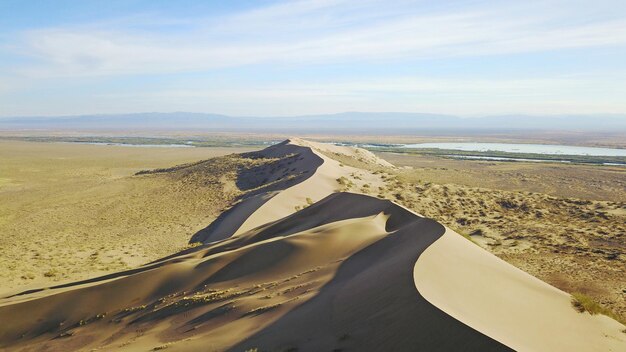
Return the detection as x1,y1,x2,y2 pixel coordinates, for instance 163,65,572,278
0,192,512,351
237,192,417,244
191,141,324,243
229,195,513,352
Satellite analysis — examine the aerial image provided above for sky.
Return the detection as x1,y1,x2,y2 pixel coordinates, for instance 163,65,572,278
1,0,626,117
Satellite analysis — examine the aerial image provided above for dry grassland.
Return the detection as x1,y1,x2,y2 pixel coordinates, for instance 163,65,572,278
0,140,259,294
340,152,626,318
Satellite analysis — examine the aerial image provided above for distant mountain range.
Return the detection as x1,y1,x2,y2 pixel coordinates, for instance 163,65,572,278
1,112,625,132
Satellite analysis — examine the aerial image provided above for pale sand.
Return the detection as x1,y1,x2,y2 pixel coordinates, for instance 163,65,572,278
192,137,386,243
0,138,624,351
414,227,626,351
233,137,390,236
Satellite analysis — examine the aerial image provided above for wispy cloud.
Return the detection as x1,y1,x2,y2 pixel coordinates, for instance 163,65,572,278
1,0,626,116
11,0,626,77
86,74,626,116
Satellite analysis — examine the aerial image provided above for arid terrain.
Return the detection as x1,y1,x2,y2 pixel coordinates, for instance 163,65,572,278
0,140,257,294
0,138,624,352
359,153,626,319
3,0,626,350
378,152,626,201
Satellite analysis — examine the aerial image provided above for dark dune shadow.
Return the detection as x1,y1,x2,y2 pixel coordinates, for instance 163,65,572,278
191,141,324,244
1,192,512,351
237,192,417,246
185,302,237,327
207,240,295,283
229,210,513,351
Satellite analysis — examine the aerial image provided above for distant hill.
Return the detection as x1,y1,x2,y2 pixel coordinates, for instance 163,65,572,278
1,112,625,132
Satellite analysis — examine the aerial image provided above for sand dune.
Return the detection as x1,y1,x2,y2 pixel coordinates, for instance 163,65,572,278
416,228,626,352
192,138,386,243
0,138,624,351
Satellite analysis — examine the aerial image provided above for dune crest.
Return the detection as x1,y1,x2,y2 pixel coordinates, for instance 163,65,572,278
0,139,624,351
192,138,388,243
414,228,626,352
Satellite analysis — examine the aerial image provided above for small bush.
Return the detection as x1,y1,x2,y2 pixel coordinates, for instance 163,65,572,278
181,242,202,250
246,303,281,315
571,292,625,324
43,269,58,277
153,343,172,351
336,177,349,186
469,229,484,236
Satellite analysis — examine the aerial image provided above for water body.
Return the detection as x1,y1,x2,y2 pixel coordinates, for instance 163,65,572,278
446,155,572,163
400,142,626,157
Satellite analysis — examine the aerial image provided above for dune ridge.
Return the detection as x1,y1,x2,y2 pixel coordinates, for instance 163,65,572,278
192,137,388,243
0,139,624,351
415,228,626,352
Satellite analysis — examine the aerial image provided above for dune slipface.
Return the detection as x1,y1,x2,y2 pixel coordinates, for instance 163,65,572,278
0,139,624,352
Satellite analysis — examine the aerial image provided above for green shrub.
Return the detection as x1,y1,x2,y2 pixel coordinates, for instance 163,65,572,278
571,292,625,324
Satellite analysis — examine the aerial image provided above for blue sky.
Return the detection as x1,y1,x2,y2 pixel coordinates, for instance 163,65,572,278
1,0,626,117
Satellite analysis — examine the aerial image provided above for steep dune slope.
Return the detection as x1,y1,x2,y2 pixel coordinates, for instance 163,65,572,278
191,138,386,243
0,139,624,352
416,228,626,352
0,193,510,352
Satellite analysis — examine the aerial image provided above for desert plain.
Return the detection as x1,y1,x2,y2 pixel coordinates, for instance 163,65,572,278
0,136,624,351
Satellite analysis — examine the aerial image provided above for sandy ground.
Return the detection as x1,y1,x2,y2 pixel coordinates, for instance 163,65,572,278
416,228,625,352
0,138,624,351
0,140,258,294
379,152,626,202
366,153,626,319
